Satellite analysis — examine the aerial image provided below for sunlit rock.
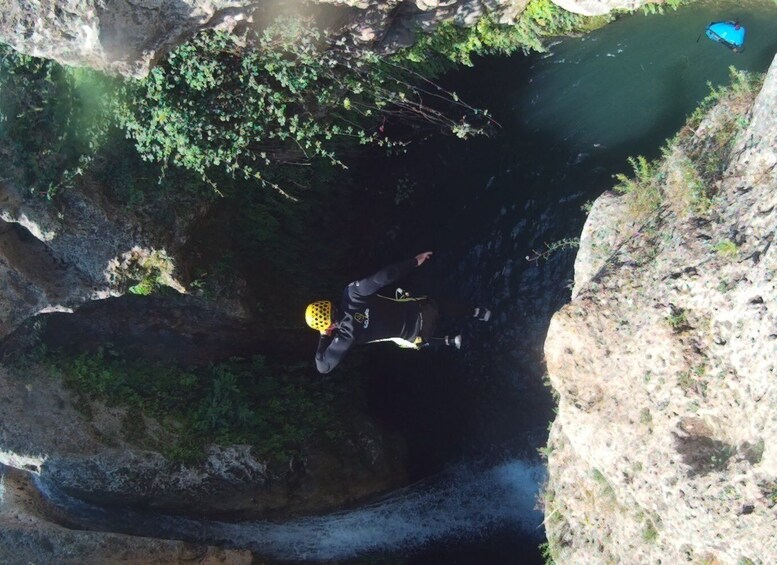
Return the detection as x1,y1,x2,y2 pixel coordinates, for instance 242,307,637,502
0,179,196,341
0,467,253,564
0,0,254,77
543,55,777,564
554,0,653,16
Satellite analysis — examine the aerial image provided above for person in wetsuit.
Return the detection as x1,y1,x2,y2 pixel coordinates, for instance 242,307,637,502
306,252,490,374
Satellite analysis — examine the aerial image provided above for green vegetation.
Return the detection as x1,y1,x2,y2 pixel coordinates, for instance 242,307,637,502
614,68,763,220
539,540,557,565
614,155,663,217
538,485,563,565
591,467,616,501
641,518,658,543
526,237,581,263
0,44,116,197
713,239,738,257
667,308,688,331
673,154,712,214
400,0,610,73
106,248,181,296
2,16,491,199
765,482,777,504
44,347,349,463
116,17,490,194
680,67,762,191
641,0,687,15
685,68,762,132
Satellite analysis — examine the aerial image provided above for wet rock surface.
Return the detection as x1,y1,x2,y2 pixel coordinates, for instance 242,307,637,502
0,466,255,564
0,348,406,521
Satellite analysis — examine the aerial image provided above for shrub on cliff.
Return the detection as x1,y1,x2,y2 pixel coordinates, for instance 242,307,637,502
398,0,610,73
115,16,489,196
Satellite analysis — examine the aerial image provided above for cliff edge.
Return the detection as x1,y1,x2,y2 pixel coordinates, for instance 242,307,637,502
543,55,777,563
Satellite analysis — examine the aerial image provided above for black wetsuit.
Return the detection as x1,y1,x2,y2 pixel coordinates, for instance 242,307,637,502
315,258,427,374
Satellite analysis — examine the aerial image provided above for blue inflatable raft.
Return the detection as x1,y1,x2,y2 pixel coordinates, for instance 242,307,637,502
705,21,746,52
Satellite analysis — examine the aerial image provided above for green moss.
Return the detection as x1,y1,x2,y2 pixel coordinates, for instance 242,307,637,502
714,239,738,257
44,348,351,463
641,519,658,543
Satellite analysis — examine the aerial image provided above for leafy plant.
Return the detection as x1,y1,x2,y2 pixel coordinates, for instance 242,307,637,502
526,237,580,262
115,17,490,195
615,155,663,216
539,540,557,564
0,44,116,197
614,155,663,217
642,0,687,15
399,1,608,73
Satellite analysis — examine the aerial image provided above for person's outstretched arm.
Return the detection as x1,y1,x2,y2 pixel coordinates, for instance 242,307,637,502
347,252,433,299
315,332,352,374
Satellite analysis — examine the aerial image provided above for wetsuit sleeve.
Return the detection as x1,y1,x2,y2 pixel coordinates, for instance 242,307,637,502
347,258,417,299
315,333,353,374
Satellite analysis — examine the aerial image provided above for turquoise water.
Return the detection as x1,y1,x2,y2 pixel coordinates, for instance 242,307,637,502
517,0,777,154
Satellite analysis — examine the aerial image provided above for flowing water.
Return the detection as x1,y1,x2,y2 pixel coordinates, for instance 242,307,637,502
21,1,777,563
34,460,544,561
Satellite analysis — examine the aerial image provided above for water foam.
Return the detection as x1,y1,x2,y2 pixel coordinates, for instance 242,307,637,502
224,459,546,560
36,459,545,561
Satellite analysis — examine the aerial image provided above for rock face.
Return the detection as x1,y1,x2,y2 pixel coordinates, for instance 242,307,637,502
0,0,659,77
0,177,197,342
0,353,405,521
552,0,645,16
543,57,777,563
0,466,254,564
0,0,255,77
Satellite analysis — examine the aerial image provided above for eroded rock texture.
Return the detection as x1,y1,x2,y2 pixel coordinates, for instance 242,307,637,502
0,0,255,77
0,178,198,341
543,56,777,563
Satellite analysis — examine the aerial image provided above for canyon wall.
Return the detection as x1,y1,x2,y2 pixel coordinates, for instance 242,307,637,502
543,55,777,564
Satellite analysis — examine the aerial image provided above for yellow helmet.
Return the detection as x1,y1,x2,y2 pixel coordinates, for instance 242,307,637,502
305,300,333,333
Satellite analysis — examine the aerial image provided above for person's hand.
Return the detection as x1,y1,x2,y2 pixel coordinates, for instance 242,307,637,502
415,251,433,266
